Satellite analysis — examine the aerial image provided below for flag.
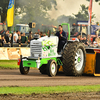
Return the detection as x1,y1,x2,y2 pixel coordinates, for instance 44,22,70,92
7,0,14,27
88,0,93,26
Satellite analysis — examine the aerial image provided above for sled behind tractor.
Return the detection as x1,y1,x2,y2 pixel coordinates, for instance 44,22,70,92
18,23,100,77
84,49,100,76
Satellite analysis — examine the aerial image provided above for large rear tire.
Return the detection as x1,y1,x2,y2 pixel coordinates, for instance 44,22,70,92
20,60,30,75
62,42,86,76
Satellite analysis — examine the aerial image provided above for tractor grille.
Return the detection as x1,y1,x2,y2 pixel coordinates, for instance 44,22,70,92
30,45,42,53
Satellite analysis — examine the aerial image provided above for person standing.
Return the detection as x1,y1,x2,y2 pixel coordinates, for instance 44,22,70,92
82,36,89,46
13,31,18,43
39,32,43,38
17,36,22,45
21,33,27,43
4,31,9,43
17,30,21,36
55,25,67,53
9,34,12,43
28,31,33,44
75,33,81,42
0,35,6,47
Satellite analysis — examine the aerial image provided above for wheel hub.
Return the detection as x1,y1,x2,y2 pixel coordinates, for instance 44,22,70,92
78,57,81,63
52,67,54,70
51,63,56,75
75,49,84,71
24,67,29,71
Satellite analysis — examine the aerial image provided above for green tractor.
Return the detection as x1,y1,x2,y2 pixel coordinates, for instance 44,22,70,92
18,23,86,77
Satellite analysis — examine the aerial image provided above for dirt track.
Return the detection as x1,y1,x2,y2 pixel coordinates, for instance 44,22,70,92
0,69,100,87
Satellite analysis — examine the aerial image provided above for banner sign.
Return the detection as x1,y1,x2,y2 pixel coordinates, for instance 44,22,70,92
0,47,30,60
0,48,9,60
20,48,30,57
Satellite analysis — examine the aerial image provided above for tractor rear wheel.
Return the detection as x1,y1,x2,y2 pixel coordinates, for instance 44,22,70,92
47,60,57,77
62,42,86,76
20,60,30,75
39,64,47,74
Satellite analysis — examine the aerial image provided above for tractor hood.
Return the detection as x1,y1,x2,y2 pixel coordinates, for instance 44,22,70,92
30,36,58,46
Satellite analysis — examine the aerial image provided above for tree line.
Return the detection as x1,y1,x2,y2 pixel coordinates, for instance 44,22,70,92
0,0,99,29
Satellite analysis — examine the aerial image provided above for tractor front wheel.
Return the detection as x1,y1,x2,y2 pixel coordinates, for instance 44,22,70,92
47,60,57,77
20,60,30,75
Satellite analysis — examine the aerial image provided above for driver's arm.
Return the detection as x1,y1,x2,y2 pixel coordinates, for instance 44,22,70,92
55,32,59,37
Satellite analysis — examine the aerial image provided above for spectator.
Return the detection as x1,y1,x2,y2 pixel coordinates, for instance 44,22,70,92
93,37,96,43
93,32,99,43
93,38,98,47
4,31,9,43
43,33,46,37
0,35,6,47
39,32,43,38
9,34,12,43
28,31,33,43
7,30,10,36
82,36,89,46
97,37,100,47
75,33,81,42
71,28,75,35
11,32,14,47
21,33,27,43
51,32,54,36
35,32,39,35
13,31,18,43
87,35,90,41
96,29,99,35
20,32,23,36
17,36,22,45
16,30,21,36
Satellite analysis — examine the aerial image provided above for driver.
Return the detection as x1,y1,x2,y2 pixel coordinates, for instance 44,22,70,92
55,25,67,53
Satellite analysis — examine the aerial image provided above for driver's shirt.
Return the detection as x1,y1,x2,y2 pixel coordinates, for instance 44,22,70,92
59,31,63,39
55,30,67,42
13,33,18,43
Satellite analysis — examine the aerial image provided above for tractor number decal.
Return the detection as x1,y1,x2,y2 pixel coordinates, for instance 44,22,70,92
42,40,55,46
42,46,56,56
42,46,49,51
48,46,56,56
42,46,53,51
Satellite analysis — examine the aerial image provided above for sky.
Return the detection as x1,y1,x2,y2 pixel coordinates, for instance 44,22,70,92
48,0,100,22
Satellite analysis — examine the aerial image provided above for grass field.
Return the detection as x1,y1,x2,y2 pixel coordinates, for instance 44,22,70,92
0,60,19,69
0,85,100,94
